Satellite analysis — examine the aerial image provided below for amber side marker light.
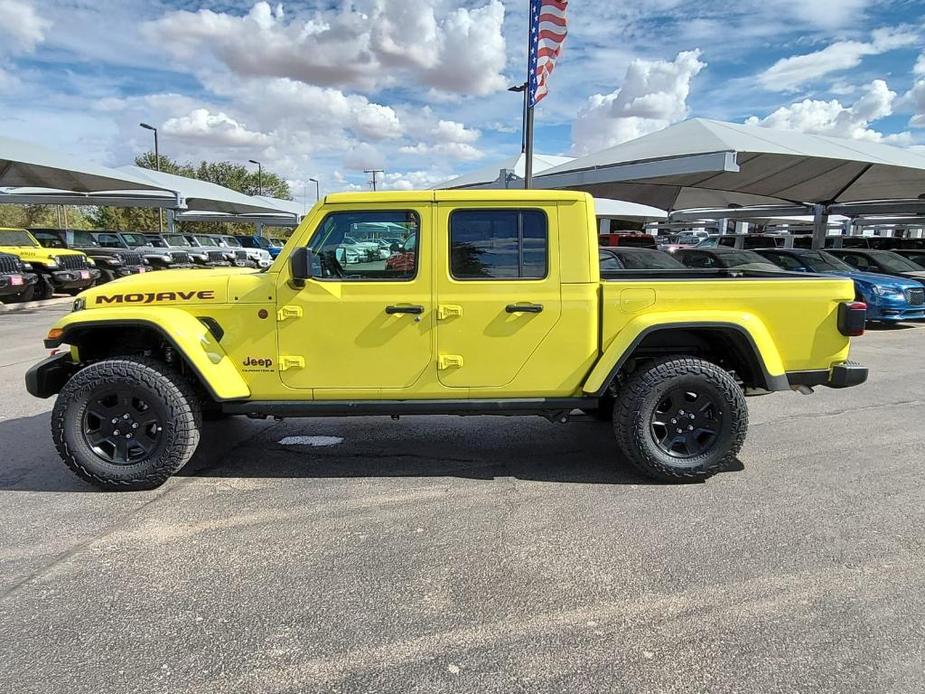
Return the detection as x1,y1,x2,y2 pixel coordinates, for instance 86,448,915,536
46,328,65,343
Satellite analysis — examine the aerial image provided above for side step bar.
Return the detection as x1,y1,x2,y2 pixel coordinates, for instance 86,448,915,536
222,397,599,418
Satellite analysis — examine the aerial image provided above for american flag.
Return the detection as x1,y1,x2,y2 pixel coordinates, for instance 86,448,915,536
528,0,568,107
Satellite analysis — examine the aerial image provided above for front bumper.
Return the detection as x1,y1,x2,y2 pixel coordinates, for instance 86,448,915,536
49,268,100,289
787,361,869,390
25,352,77,399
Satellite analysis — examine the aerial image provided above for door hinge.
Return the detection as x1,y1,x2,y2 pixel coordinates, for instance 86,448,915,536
277,305,303,321
438,354,464,370
278,355,305,371
437,304,463,320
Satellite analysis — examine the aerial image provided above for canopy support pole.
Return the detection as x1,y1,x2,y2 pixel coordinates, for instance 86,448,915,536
166,209,176,234
812,204,828,250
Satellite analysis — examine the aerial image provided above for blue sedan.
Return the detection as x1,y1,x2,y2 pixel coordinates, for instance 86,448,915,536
755,248,925,323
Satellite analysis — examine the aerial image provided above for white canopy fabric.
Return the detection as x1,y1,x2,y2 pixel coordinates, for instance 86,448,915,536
593,197,666,221
251,195,307,216
119,166,282,215
437,153,574,189
535,119,925,210
0,135,169,193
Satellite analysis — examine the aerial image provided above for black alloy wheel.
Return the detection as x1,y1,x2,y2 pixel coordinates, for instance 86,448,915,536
81,388,165,465
650,387,720,458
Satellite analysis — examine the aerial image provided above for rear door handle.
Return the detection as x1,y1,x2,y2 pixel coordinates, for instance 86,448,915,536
505,303,544,314
385,305,424,315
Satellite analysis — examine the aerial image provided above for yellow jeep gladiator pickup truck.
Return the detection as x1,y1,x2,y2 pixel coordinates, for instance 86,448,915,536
26,191,868,489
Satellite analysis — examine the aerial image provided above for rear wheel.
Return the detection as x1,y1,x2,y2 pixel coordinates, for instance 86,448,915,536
613,356,747,482
52,357,201,490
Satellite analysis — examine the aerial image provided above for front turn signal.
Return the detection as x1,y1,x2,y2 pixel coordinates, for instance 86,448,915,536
46,328,65,343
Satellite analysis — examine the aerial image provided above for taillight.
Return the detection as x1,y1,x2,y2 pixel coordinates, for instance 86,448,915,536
838,301,867,336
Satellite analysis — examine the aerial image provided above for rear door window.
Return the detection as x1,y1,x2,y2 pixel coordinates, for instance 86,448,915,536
449,209,547,279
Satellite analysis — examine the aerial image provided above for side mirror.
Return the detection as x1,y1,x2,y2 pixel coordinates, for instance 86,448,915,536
290,247,313,287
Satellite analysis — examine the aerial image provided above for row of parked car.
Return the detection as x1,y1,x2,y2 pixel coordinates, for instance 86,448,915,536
599,243,925,323
0,227,284,302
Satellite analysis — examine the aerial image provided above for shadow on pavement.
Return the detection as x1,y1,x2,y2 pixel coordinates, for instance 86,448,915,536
180,416,743,487
0,412,743,491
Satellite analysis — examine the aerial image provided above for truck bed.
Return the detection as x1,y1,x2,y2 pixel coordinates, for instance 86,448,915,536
599,270,855,377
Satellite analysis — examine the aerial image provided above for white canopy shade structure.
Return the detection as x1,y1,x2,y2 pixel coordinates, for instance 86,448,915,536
0,135,173,194
437,153,574,189
593,197,666,221
118,166,282,216
535,119,925,211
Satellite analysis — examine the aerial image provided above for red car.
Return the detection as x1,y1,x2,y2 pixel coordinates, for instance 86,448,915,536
385,235,416,273
599,232,657,249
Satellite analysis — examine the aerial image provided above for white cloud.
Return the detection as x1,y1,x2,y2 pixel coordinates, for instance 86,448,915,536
379,170,449,191
162,109,271,148
398,119,483,160
771,0,873,30
758,27,918,92
903,80,925,128
0,0,49,54
399,142,484,161
745,79,907,141
571,50,706,154
915,52,925,77
145,1,507,97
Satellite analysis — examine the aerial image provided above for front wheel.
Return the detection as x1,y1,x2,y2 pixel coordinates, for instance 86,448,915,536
613,356,747,482
52,357,202,490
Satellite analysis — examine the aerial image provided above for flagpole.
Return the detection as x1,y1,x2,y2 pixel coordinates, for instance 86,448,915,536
524,0,535,189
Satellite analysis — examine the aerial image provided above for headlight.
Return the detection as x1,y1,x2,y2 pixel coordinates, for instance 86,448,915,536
159,254,173,263
22,262,33,271
72,297,86,312
44,256,61,269
872,285,902,297
192,253,207,261
112,253,124,264
86,257,96,266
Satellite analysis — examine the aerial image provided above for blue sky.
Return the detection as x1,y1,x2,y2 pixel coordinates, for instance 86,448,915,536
1,0,924,196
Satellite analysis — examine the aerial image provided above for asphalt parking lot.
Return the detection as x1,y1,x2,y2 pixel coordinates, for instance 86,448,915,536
0,304,923,694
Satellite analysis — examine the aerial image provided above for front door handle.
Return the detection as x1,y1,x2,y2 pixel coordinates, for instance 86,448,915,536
385,305,424,315
505,303,544,314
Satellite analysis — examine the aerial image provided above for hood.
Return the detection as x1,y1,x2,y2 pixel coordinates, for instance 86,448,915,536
0,244,87,263
841,270,922,289
77,266,255,309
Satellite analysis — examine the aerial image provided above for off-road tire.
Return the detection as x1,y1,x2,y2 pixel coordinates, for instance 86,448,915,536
34,276,54,300
613,356,747,482
52,357,202,490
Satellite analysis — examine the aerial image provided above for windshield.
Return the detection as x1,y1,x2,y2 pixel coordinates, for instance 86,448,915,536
221,236,242,247
800,251,853,273
717,250,779,270
900,252,925,269
144,236,168,248
32,231,67,248
869,250,923,273
194,235,220,247
0,230,39,247
72,230,99,247
613,250,685,270
120,233,149,248
164,234,190,247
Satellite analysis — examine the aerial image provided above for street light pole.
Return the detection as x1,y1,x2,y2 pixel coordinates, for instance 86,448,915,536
309,177,320,202
139,122,163,233
249,159,263,196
